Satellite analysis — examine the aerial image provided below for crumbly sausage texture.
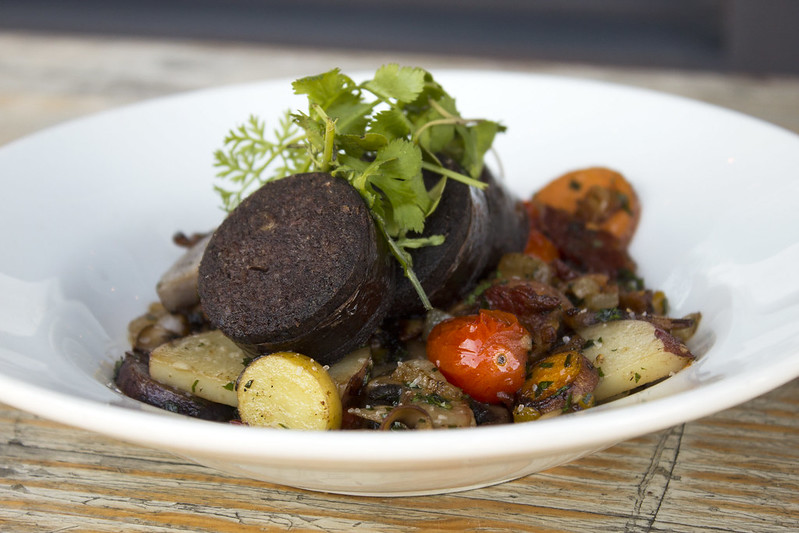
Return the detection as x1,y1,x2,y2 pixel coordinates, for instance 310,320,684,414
198,173,395,365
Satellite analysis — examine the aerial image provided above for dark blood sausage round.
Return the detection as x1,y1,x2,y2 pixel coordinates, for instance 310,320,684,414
390,164,529,317
390,172,490,317
198,172,394,366
481,167,530,276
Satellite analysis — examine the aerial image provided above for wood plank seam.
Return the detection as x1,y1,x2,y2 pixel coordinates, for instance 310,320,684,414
624,424,685,532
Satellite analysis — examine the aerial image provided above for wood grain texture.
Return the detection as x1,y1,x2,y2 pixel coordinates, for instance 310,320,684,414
1,30,798,532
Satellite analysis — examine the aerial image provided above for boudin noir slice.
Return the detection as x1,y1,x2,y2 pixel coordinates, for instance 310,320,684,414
198,173,394,366
390,174,490,317
481,166,530,276
389,164,529,317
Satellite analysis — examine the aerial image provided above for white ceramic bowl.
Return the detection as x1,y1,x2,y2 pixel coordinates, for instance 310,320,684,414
1,71,797,496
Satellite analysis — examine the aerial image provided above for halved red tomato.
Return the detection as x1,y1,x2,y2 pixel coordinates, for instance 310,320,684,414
426,309,531,404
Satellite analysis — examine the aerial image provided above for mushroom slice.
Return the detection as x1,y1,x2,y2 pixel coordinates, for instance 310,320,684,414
156,234,211,312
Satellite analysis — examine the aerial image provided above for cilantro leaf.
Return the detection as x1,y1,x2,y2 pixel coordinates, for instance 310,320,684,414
369,139,428,234
370,109,412,139
291,68,354,109
365,64,427,103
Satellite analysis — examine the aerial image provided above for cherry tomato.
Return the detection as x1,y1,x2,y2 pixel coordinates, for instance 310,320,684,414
426,309,531,404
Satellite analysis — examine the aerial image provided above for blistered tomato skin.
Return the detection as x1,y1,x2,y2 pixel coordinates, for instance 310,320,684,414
426,309,531,404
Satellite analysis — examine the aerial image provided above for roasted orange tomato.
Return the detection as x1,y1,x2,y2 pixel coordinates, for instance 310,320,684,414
426,310,531,404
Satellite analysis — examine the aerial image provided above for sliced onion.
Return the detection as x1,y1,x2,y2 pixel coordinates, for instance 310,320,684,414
378,405,434,430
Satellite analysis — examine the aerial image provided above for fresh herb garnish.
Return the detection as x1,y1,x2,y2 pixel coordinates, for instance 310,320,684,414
464,272,500,306
616,268,644,291
213,65,505,309
535,380,554,398
214,113,309,212
562,393,574,412
597,307,624,322
413,392,452,410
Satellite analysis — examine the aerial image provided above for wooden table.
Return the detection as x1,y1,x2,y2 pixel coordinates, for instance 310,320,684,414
1,31,798,532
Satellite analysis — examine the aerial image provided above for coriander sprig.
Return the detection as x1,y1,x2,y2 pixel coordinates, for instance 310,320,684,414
213,65,506,308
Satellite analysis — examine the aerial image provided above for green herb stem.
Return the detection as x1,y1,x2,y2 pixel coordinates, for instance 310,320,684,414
420,161,487,189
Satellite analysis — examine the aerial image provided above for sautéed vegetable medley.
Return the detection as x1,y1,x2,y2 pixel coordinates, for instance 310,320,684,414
114,66,700,430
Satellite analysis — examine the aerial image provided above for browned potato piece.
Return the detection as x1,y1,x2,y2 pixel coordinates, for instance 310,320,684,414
578,319,694,401
236,352,342,430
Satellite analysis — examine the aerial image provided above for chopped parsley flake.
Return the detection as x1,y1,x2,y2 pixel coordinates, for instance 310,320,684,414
413,393,452,409
535,380,554,398
597,308,624,322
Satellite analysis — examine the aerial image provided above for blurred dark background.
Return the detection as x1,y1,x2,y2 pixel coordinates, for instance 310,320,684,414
2,0,797,74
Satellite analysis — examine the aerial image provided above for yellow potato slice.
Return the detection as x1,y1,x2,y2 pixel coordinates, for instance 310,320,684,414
237,352,342,430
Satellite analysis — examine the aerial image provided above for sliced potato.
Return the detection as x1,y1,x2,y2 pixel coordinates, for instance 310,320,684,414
326,347,372,401
149,330,247,407
578,319,693,401
237,352,342,430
